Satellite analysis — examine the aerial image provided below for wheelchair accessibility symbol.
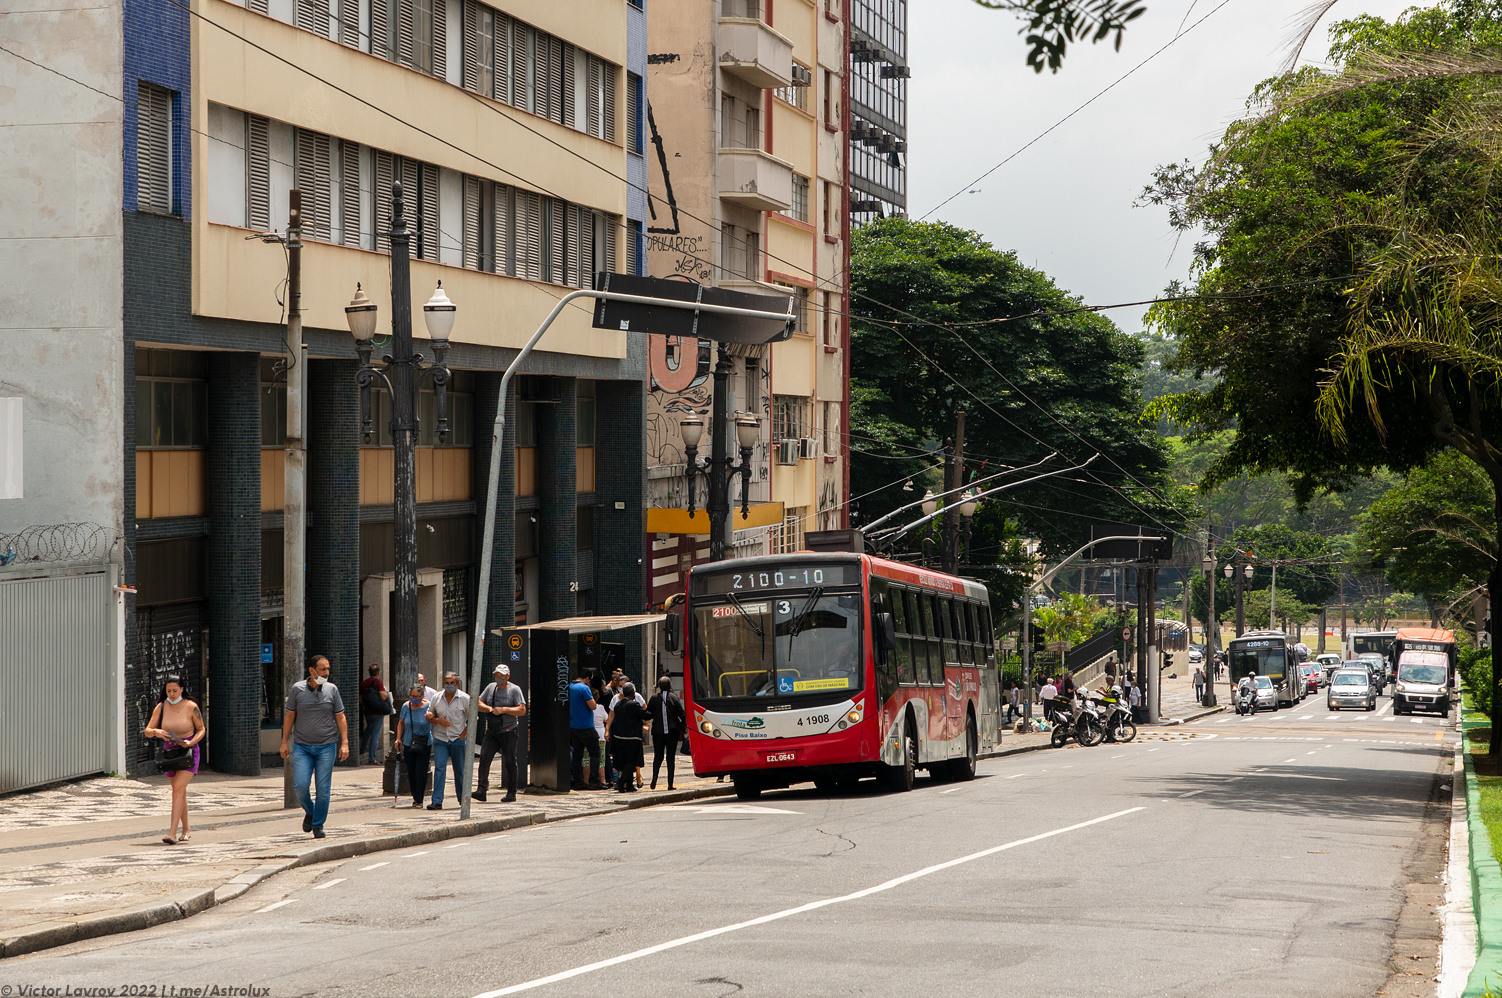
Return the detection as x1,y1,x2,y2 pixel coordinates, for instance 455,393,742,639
778,677,794,694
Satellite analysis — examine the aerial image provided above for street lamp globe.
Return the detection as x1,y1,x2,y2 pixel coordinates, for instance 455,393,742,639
678,416,704,450
959,491,978,518
1224,563,1234,580
734,414,760,451
1244,563,1254,579
344,283,379,341
920,489,937,517
421,281,457,344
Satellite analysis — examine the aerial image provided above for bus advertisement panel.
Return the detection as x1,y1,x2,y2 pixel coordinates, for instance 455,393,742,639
682,552,999,799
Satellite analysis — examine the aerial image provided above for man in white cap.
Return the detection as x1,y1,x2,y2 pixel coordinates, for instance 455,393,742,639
474,664,527,802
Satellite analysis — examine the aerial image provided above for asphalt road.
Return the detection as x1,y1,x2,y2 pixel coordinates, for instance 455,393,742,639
6,691,1456,998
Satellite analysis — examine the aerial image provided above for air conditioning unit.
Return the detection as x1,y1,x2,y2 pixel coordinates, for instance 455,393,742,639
776,438,799,466
881,64,912,79
799,436,819,460
791,65,813,87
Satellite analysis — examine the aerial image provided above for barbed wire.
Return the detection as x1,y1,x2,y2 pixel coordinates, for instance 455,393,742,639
0,523,113,566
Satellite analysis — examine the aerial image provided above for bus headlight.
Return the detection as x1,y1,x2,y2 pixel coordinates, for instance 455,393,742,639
700,720,715,734
846,710,861,724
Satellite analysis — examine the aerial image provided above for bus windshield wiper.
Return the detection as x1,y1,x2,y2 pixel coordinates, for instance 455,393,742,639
786,587,823,660
725,592,766,657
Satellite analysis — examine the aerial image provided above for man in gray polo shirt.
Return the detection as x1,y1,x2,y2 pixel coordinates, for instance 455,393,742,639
474,664,527,803
279,654,349,838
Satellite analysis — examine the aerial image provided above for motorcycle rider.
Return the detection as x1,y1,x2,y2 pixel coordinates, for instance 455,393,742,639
1237,671,1258,711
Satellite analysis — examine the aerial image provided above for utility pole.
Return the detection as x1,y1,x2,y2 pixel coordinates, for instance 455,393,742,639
1204,533,1217,707
283,190,305,807
941,411,964,574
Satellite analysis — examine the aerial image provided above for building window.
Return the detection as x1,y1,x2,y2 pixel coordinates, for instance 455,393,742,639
627,219,643,275
823,400,839,453
721,224,759,282
720,93,760,150
821,290,840,348
769,508,804,555
785,174,809,223
823,68,836,123
365,383,475,448
135,349,207,448
774,69,809,112
577,382,597,447
376,0,446,76
137,82,174,215
260,357,289,447
772,396,812,442
823,180,839,234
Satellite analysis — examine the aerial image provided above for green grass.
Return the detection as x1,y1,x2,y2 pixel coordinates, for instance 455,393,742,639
1463,695,1502,869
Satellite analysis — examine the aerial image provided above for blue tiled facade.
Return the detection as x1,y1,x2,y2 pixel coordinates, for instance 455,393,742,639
123,0,191,216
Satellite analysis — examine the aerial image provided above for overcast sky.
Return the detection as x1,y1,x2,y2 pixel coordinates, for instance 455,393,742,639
908,0,1423,336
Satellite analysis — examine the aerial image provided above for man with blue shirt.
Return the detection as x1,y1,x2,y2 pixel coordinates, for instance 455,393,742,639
568,673,601,790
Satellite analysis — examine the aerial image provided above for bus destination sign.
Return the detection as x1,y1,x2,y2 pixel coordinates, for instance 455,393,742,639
693,563,861,596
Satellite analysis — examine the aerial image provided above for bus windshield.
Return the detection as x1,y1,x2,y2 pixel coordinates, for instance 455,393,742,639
691,591,864,701
1352,634,1394,658
1228,641,1288,681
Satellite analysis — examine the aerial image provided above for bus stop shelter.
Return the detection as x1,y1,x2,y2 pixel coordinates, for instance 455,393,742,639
494,614,667,792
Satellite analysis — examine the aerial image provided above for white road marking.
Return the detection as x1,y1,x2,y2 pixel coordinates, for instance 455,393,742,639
1296,715,1312,721
1111,754,1126,759
1148,748,1160,752
1258,773,1345,781
312,878,346,890
940,787,964,795
401,851,431,858
446,841,471,848
1412,718,1425,724
1305,751,1317,756
1179,789,1205,797
469,807,1147,998
1382,716,1397,722
1005,774,1026,780
1283,758,1297,764
256,899,297,913
360,862,389,871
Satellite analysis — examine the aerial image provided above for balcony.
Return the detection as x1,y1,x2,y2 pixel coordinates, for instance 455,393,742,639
718,147,795,212
717,17,794,90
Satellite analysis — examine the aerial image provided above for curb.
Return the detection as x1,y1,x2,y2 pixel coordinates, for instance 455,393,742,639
1463,708,1502,997
1442,738,1476,998
0,784,733,960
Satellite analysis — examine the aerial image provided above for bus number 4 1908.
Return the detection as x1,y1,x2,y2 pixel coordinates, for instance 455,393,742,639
797,715,830,726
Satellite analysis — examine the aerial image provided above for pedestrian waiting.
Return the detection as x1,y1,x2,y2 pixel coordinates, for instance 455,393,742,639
474,664,526,803
395,682,432,808
425,672,469,810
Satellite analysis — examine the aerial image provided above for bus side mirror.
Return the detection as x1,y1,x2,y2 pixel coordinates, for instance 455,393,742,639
664,613,681,652
877,612,896,654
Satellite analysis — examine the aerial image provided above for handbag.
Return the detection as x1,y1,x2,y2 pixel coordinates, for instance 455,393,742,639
363,683,394,715
155,741,193,773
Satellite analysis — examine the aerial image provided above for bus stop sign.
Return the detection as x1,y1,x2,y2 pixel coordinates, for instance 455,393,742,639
591,273,796,344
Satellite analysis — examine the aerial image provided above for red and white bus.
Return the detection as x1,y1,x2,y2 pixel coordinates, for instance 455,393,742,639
676,551,1001,799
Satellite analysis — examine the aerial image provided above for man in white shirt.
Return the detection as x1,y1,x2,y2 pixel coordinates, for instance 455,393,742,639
424,672,469,810
1039,678,1059,720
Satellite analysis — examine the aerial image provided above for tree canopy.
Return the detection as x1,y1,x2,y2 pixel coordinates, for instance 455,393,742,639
1362,449,1495,605
973,0,1148,73
849,218,1186,598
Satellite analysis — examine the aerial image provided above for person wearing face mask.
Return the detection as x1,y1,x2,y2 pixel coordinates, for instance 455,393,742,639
143,673,205,844
425,672,470,810
280,654,349,839
474,664,526,803
395,682,432,808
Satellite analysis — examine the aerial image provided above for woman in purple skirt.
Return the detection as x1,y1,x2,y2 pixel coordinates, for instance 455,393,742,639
144,674,205,844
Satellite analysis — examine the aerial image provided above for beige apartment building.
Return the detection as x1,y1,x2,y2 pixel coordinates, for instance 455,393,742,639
645,0,849,607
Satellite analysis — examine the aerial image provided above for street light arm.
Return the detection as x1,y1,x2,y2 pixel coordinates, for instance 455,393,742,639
861,452,1058,535
876,454,1098,547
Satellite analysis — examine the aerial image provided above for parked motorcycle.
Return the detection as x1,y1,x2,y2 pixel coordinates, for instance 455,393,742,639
1050,693,1104,748
1094,690,1137,743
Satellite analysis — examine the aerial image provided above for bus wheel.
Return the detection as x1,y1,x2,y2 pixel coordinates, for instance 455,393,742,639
732,775,762,801
948,717,977,781
885,729,917,793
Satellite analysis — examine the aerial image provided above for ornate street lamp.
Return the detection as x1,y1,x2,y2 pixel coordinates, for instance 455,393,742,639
679,410,760,561
344,182,454,711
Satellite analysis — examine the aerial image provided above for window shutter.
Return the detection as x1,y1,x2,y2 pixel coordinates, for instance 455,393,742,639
604,214,618,278
247,113,270,229
563,204,580,288
602,63,616,143
370,0,389,57
247,0,268,13
339,0,359,46
511,25,532,113
516,189,541,281
626,72,640,151
494,13,511,104
296,0,329,36
340,141,362,247
295,128,332,241
561,44,576,129
548,197,565,284
545,35,564,123
494,183,513,275
431,0,446,78
420,161,439,262
136,83,172,214
462,0,479,91
397,0,416,68
586,56,602,138
373,150,394,251
462,174,481,269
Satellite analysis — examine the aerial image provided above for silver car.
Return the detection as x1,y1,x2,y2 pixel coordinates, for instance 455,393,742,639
1328,669,1375,711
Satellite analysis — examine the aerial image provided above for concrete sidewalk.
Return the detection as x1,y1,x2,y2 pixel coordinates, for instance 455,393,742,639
0,675,1219,960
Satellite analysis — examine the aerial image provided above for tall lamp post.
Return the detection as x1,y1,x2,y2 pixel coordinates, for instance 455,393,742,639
1226,561,1253,637
679,401,760,563
1201,543,1217,707
345,182,456,712
954,491,978,571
